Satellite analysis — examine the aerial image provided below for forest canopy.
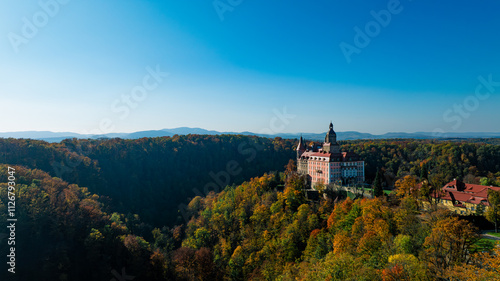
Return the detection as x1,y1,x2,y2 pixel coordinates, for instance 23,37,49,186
1,136,499,280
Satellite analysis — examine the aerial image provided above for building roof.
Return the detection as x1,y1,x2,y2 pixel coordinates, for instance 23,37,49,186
299,151,361,162
441,190,489,206
438,179,500,206
444,179,500,194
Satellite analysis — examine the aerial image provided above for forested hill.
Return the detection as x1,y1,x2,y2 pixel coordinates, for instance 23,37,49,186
0,165,173,281
0,135,296,226
2,166,499,280
1,137,500,228
179,173,500,280
1,137,500,280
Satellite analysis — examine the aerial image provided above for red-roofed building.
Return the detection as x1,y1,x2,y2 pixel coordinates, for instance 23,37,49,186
296,122,365,189
435,179,500,215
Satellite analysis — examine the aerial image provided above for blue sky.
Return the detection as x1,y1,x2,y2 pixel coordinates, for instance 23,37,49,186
1,0,499,135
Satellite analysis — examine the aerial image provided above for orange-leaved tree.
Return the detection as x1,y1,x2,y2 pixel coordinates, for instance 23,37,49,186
423,216,479,278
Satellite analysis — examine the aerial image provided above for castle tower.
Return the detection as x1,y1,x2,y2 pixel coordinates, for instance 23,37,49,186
296,135,309,175
323,122,340,153
296,135,306,158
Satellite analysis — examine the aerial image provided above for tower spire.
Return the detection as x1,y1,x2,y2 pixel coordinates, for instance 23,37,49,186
297,134,305,151
324,121,339,153
296,134,306,158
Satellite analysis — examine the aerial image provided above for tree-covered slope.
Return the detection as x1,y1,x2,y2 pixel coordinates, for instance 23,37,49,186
0,135,296,226
0,165,167,281
179,172,500,280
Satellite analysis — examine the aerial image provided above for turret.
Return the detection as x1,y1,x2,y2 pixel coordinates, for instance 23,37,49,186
296,135,306,158
324,121,337,144
323,122,340,153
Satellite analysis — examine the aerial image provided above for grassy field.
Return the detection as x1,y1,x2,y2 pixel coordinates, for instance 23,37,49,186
486,232,500,238
360,187,392,195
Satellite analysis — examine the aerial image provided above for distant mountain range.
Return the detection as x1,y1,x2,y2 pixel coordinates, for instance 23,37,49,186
1,128,500,143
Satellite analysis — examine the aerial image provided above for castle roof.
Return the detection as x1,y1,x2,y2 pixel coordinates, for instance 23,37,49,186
296,135,306,151
298,151,360,162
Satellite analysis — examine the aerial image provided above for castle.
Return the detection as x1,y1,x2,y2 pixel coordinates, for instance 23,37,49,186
297,122,365,188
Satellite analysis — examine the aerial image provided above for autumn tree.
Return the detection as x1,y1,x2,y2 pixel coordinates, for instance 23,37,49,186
285,159,297,177
486,189,500,233
445,246,500,280
173,247,196,280
394,196,421,247
284,173,307,211
382,254,427,281
394,175,419,199
423,216,479,278
299,252,379,281
194,247,215,281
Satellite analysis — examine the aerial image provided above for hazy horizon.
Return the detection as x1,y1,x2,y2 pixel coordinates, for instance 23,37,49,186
1,126,500,136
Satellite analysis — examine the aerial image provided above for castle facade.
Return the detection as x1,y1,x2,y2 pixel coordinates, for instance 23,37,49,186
297,122,365,188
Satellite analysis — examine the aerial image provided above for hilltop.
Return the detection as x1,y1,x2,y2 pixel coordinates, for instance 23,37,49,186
2,128,500,143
